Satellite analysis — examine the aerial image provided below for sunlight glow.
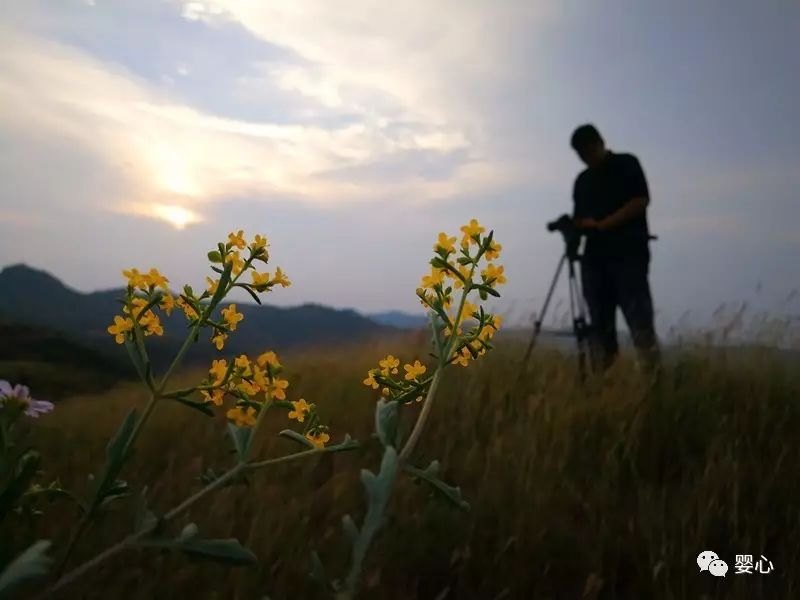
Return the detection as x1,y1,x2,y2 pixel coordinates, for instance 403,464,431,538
149,203,202,229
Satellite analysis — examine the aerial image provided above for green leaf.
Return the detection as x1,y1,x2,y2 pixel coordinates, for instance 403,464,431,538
88,409,137,510
227,423,254,461
473,283,501,298
0,450,41,521
404,461,470,511
374,400,398,448
234,283,262,305
279,429,315,449
0,540,52,596
172,396,215,417
207,250,222,263
139,535,257,566
98,480,132,510
209,259,234,309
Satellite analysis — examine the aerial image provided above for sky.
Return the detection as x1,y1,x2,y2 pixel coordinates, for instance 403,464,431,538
1,0,798,333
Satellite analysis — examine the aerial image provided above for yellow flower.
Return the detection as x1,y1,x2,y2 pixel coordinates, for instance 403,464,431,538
462,301,478,319
211,332,227,350
305,429,330,448
160,293,175,316
481,263,507,286
403,360,427,381
363,371,379,389
460,219,485,246
209,359,228,383
288,398,313,423
485,240,502,261
107,315,133,344
381,387,390,396
234,354,252,376
378,355,400,376
201,388,225,406
122,268,147,289
227,406,257,427
221,304,244,331
252,365,269,389
434,232,456,253
453,264,472,289
251,234,269,252
146,268,169,290
125,297,148,319
176,296,200,320
268,378,289,400
251,271,270,287
228,229,247,250
141,313,164,336
206,277,220,295
256,351,280,369
272,267,291,288
421,268,446,290
453,347,471,367
226,251,245,275
238,379,261,396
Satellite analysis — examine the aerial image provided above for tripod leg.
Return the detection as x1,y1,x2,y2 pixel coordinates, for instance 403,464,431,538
520,253,567,371
568,259,590,381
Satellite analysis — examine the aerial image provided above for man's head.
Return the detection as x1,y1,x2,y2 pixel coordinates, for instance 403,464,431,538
571,124,606,168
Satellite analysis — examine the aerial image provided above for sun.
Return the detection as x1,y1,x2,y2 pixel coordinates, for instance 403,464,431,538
151,204,201,230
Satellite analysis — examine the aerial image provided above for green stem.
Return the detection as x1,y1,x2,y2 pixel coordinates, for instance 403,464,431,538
399,263,476,461
36,441,357,600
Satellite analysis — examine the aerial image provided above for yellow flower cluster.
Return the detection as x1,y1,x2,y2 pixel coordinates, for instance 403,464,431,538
106,231,289,352
107,268,172,344
195,351,329,447
365,219,505,402
363,355,429,404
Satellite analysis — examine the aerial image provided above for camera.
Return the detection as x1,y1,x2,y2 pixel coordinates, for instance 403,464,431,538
546,213,582,259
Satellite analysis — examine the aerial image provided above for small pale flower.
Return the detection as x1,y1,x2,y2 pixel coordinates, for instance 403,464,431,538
453,347,471,367
0,381,54,417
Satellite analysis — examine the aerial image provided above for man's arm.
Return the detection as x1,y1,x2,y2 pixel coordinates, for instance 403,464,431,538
596,196,648,230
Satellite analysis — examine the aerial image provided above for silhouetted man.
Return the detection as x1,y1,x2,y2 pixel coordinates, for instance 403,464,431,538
570,124,660,372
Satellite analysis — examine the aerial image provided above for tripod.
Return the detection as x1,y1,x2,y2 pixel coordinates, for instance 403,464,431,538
520,246,592,380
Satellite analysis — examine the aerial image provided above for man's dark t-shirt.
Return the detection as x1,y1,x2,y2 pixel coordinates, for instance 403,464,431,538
572,151,651,261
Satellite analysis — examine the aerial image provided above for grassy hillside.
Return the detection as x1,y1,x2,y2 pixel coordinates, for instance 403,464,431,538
4,339,800,599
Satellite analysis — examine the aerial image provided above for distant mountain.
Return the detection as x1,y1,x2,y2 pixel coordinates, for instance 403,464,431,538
368,310,428,330
0,321,133,398
0,264,396,369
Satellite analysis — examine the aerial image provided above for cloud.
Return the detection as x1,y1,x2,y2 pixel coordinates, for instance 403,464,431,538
0,1,547,228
